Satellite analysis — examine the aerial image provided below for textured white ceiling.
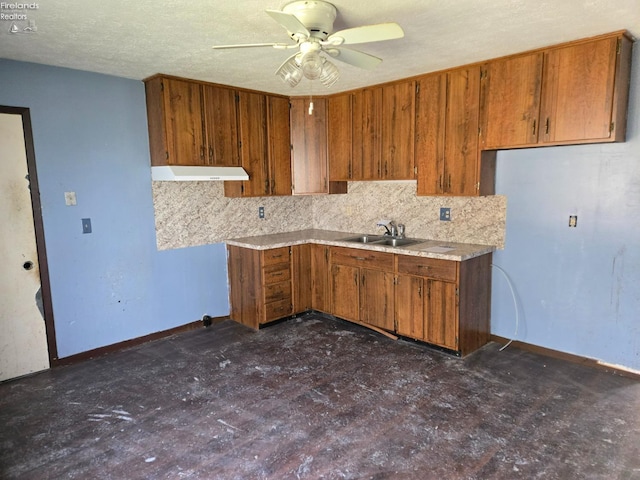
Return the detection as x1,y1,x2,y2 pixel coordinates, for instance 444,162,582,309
0,0,638,95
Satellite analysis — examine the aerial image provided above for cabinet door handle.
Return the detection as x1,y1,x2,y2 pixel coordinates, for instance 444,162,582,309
354,273,358,285
200,145,205,161
271,272,283,277
418,285,422,298
545,118,550,135
209,146,213,163
418,265,431,270
272,254,283,258
361,274,365,286
532,120,537,136
355,257,366,261
448,175,452,191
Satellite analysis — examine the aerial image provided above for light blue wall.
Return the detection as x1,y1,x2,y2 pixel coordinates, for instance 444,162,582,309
0,60,230,359
491,44,640,371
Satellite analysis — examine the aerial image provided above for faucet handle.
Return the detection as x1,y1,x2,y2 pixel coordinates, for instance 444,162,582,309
397,224,405,238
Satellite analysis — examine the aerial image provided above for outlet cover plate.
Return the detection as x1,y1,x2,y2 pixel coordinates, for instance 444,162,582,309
440,207,451,221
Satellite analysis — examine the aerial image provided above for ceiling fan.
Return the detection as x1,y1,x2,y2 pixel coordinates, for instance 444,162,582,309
212,0,404,88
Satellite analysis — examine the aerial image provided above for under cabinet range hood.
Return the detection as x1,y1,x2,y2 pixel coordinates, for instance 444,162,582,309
151,165,249,181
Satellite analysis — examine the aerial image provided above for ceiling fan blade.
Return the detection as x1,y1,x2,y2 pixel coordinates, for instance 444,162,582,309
330,47,382,70
212,43,292,50
266,9,310,37
327,23,404,45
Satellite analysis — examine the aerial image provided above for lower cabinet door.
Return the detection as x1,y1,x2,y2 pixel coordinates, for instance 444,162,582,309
360,268,394,331
331,263,360,322
395,274,425,340
425,280,458,350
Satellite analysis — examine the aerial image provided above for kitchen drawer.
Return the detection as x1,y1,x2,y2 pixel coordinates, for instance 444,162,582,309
263,263,291,284
262,247,290,266
265,299,293,322
330,246,394,270
264,281,292,303
396,255,458,282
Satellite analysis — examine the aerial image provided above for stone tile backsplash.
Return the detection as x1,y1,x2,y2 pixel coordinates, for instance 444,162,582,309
152,181,506,251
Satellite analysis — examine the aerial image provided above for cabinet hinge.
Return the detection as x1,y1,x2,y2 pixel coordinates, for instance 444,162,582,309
476,182,480,191
456,288,459,297
414,166,418,175
415,83,420,94
240,184,244,194
616,38,621,55
160,81,164,91
610,122,615,132
165,151,169,160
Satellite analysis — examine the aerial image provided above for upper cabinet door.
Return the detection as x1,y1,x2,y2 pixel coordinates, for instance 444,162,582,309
202,85,240,166
237,91,268,197
164,78,206,165
290,97,328,195
267,95,292,196
327,93,353,181
381,80,415,179
539,37,618,144
352,87,382,180
444,66,481,196
480,52,543,149
415,72,446,195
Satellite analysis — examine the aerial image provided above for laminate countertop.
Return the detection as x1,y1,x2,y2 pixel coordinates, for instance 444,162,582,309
225,229,494,261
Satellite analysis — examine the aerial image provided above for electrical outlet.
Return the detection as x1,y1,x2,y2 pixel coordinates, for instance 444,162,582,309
440,207,451,221
82,218,92,234
569,215,578,227
259,206,265,219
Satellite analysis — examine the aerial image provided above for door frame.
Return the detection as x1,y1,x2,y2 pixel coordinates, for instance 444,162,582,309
1,105,58,364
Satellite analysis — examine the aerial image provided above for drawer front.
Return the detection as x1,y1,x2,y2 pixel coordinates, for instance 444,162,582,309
265,299,293,322
262,247,290,266
263,263,291,284
264,281,292,303
330,246,394,270
396,255,458,282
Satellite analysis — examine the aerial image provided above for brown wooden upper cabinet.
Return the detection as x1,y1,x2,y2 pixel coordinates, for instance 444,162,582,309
327,92,353,181
290,97,329,195
480,32,632,149
347,80,415,181
416,65,481,196
144,76,240,167
224,92,292,197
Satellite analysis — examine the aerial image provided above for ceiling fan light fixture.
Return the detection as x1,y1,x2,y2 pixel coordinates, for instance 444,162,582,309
276,57,303,87
300,51,323,80
319,58,340,87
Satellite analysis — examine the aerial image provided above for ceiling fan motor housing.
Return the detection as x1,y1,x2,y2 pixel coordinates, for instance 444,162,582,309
282,0,337,40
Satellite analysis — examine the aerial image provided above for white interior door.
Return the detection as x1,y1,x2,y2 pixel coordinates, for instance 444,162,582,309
0,112,50,381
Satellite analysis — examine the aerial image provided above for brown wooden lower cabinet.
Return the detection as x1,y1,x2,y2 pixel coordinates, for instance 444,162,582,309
395,253,492,355
311,244,331,314
227,243,491,356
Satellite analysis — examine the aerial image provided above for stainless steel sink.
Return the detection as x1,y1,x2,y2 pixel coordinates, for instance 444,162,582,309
373,238,420,247
340,235,420,248
341,234,386,243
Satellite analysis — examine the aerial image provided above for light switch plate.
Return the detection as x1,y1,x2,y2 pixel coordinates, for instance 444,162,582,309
64,191,77,206
440,207,451,221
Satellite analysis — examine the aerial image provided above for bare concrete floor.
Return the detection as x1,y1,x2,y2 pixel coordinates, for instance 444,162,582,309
1,314,639,479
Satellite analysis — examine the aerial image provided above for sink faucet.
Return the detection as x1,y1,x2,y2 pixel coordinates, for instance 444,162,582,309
376,220,406,238
376,220,398,237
